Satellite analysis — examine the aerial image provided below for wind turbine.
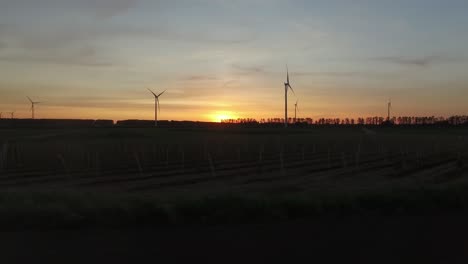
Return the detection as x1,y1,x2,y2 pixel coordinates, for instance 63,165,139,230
387,98,392,122
27,96,41,119
294,99,299,123
9,111,15,119
147,88,166,127
284,65,295,127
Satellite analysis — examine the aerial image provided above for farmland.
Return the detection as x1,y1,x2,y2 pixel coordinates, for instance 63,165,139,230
1,126,468,228
1,126,467,194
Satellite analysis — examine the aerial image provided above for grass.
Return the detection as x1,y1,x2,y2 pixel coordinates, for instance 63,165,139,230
2,186,468,230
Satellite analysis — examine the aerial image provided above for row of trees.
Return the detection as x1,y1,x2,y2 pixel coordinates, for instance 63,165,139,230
221,116,468,126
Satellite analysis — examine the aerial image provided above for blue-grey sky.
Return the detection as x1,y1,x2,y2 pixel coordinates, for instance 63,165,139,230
1,0,467,121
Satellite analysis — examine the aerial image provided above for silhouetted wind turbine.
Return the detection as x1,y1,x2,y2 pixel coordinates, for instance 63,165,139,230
284,65,295,128
27,96,40,119
294,99,299,123
9,111,15,119
147,88,166,127
387,98,392,122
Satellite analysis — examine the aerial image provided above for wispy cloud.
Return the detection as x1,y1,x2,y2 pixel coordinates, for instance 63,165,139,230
2,0,138,18
182,75,219,81
150,26,254,45
0,24,10,39
222,79,239,88
231,64,267,75
294,71,361,77
90,0,139,18
372,55,463,67
0,24,14,50
0,46,115,67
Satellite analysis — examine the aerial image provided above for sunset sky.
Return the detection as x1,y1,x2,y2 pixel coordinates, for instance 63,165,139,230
1,0,467,122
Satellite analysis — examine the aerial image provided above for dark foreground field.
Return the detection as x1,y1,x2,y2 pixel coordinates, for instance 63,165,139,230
3,215,468,263
1,126,468,262
1,126,467,197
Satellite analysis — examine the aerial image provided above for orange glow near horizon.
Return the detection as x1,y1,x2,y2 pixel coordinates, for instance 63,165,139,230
2,85,467,122
209,111,238,123
5,105,465,123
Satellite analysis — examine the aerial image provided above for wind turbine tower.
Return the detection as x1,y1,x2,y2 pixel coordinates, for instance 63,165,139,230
284,65,295,128
294,100,299,123
9,112,15,119
147,89,166,127
387,99,392,122
27,97,40,119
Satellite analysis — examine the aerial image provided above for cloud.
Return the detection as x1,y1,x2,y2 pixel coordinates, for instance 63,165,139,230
372,55,463,67
231,64,267,75
222,79,239,88
0,46,114,67
294,71,361,77
2,0,138,18
229,65,397,80
151,26,254,45
182,75,219,81
181,77,239,89
0,23,119,67
90,0,139,18
292,71,400,80
0,24,14,50
0,24,10,35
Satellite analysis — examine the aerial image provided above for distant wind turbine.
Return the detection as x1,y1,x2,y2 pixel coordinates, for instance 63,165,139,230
284,65,295,128
9,111,15,119
27,96,41,119
387,98,392,122
294,99,299,123
147,88,166,127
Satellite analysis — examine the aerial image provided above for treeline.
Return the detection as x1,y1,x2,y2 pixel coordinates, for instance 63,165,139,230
1,116,468,129
222,116,468,126
0,119,114,128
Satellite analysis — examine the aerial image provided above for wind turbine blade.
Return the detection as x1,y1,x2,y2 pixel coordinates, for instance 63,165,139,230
27,96,33,103
288,84,296,96
286,64,289,84
147,88,157,97
157,90,166,97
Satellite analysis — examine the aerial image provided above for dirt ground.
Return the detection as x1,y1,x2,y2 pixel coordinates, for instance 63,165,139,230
2,214,468,264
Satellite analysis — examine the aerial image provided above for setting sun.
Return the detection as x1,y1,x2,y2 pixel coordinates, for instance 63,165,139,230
211,112,237,123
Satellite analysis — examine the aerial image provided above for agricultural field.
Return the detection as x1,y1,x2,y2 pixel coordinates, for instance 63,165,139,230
1,126,468,228
1,127,467,195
